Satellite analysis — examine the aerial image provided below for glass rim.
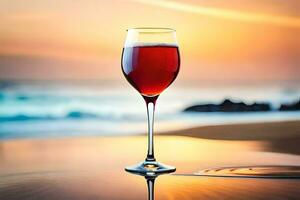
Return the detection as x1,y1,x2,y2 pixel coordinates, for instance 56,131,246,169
127,27,176,33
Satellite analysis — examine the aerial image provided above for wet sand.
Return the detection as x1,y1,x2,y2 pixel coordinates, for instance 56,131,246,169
0,120,300,199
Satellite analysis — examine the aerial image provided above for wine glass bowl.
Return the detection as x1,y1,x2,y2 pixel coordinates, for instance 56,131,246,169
122,44,180,96
122,28,180,175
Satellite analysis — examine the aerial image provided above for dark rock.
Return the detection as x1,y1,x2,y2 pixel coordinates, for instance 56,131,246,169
183,99,271,112
279,99,300,111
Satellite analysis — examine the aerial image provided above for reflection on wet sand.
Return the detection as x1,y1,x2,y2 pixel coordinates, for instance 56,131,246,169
157,175,300,200
128,165,300,200
196,165,300,178
0,169,300,200
0,135,299,199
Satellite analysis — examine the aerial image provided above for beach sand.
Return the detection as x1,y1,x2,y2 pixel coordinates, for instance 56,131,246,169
0,120,300,199
160,120,300,155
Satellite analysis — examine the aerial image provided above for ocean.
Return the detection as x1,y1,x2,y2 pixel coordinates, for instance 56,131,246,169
0,80,299,140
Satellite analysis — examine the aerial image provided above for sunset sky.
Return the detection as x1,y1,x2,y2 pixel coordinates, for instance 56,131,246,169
0,0,299,82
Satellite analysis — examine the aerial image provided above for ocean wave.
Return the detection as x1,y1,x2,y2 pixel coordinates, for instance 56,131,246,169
0,92,79,102
0,111,150,122
0,91,132,103
0,93,4,101
0,115,55,122
0,111,104,122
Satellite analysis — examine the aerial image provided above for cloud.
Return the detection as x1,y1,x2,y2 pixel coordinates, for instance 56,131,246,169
133,0,300,28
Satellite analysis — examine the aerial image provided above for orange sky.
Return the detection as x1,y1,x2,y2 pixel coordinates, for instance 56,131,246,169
0,0,299,82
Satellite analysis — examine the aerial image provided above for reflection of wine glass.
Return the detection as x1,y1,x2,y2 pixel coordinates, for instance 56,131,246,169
122,28,180,175
127,172,158,200
146,176,155,200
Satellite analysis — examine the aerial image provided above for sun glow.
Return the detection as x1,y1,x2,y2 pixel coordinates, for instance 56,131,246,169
0,0,299,81
134,0,300,28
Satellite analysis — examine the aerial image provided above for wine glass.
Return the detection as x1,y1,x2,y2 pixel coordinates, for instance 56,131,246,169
121,28,180,175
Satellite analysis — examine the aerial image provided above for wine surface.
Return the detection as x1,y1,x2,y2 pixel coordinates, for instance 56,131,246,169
122,44,180,96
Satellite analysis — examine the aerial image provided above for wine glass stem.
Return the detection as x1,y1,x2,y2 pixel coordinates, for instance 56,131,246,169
146,101,156,161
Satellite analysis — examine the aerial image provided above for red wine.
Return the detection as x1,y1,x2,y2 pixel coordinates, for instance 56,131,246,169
122,44,180,97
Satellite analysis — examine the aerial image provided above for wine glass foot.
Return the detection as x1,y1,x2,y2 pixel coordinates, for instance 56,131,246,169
125,161,176,176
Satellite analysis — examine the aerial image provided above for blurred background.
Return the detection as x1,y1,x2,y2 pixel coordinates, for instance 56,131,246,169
0,0,299,139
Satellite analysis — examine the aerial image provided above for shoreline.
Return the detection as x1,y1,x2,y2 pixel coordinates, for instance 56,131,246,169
159,120,300,155
1,120,299,141
1,120,300,155
159,120,300,141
